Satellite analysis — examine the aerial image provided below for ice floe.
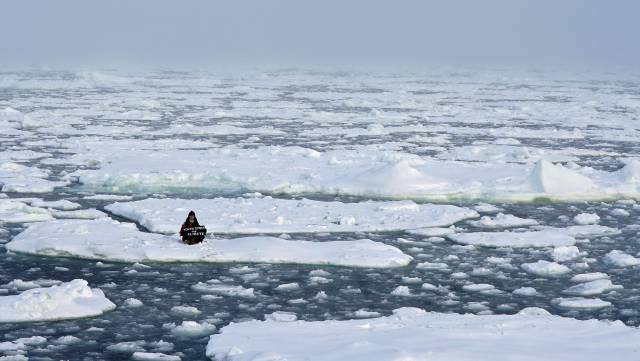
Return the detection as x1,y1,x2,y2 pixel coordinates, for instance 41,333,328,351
67,145,640,201
448,225,618,248
206,307,640,361
570,272,610,283
104,197,478,234
521,261,571,277
0,199,53,223
562,279,623,296
551,246,581,262
7,219,411,268
0,162,68,193
603,250,640,267
0,279,115,322
553,297,612,310
467,213,538,228
573,213,600,225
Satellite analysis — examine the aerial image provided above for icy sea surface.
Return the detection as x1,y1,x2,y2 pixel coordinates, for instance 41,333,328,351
1,68,640,360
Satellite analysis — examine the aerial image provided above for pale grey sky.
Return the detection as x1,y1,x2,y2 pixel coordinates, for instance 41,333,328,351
1,0,639,69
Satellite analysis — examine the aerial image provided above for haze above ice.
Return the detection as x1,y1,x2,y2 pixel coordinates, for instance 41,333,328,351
1,0,640,69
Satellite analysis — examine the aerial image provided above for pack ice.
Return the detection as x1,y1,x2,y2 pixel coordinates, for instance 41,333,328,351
6,219,412,268
104,197,478,234
67,146,640,201
0,279,115,322
448,225,619,248
206,307,640,361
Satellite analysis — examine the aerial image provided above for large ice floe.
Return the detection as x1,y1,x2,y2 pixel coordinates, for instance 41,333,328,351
6,219,411,268
0,279,115,322
448,225,619,248
104,197,478,234
206,307,640,361
66,146,640,201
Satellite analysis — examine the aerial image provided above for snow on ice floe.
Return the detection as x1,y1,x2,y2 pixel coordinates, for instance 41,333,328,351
574,213,600,225
603,250,640,267
104,197,478,234
0,199,53,223
206,307,640,361
448,225,619,248
0,279,115,322
66,145,640,201
552,297,612,310
467,213,538,228
6,219,412,268
0,161,68,194
521,261,571,277
562,279,623,296
571,272,610,283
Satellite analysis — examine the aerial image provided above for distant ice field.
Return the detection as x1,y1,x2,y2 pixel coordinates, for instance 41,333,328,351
1,68,640,360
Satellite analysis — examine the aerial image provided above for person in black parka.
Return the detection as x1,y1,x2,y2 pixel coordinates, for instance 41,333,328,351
180,210,207,245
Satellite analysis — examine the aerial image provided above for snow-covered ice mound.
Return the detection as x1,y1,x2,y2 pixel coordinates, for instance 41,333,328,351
448,225,619,248
206,307,640,361
6,219,411,268
0,279,115,322
104,197,478,234
67,146,640,201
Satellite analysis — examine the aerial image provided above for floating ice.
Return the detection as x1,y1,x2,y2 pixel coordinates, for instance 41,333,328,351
51,208,108,220
570,273,610,283
391,285,412,296
467,213,538,228
437,144,579,163
562,279,623,296
84,194,133,201
449,229,575,248
353,309,381,318
462,283,496,292
192,280,255,298
0,279,115,322
265,312,297,322
170,305,201,316
449,225,618,248
521,261,571,277
0,162,68,193
551,246,581,262
206,307,640,361
104,197,478,234
7,219,412,268
275,283,300,291
0,199,53,223
553,297,612,310
123,298,144,308
573,213,600,225
29,199,81,210
68,146,640,202
603,250,640,267
132,352,181,361
513,287,538,296
2,279,61,291
406,227,455,237
168,321,217,338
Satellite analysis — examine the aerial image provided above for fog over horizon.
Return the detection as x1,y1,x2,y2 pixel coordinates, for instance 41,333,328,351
1,0,640,71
